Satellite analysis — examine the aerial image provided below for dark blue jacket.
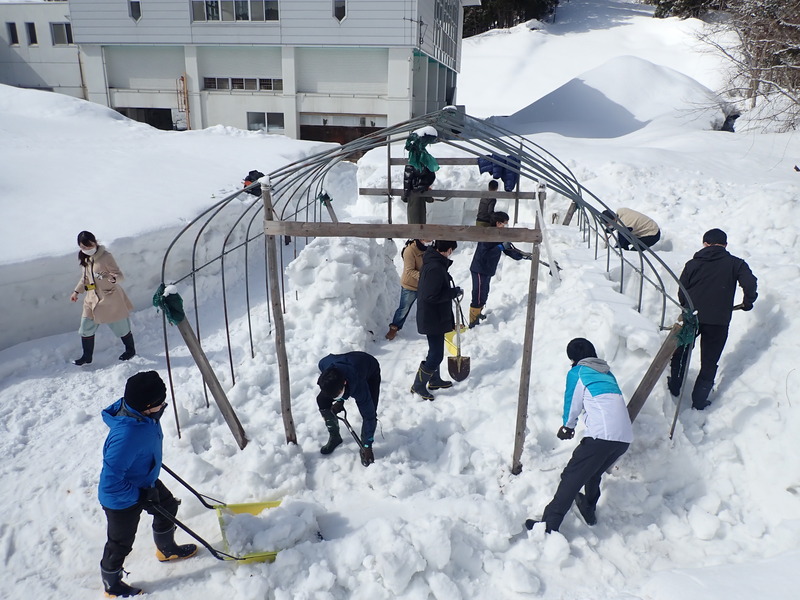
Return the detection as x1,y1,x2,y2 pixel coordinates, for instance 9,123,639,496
417,248,459,335
477,154,520,192
470,241,525,277
678,245,758,325
98,398,163,510
318,352,380,443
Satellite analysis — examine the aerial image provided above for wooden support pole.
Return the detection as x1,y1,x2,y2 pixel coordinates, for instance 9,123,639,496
175,318,248,450
360,187,538,200
562,201,578,226
262,183,298,444
264,221,542,243
511,243,542,475
627,322,683,422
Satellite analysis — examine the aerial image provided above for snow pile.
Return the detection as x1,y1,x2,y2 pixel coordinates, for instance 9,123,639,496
494,55,733,137
221,500,320,555
1,1,800,599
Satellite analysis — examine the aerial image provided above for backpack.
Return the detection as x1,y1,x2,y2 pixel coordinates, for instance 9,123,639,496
243,169,265,197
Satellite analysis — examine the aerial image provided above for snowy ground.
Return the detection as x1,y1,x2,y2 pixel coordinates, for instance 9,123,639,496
1,1,799,599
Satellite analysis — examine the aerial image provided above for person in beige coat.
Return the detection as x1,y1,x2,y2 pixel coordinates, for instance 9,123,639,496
601,208,661,251
69,231,135,365
385,239,430,340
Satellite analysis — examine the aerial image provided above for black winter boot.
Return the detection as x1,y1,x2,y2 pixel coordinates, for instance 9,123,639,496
691,378,714,410
153,526,198,562
319,409,343,455
101,566,142,597
428,368,452,390
575,492,597,526
119,332,136,361
73,335,95,366
410,363,435,400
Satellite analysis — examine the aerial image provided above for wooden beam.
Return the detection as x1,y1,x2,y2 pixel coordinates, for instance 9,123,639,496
627,322,683,422
263,186,298,445
263,221,542,243
359,187,537,199
511,243,541,475
389,157,477,166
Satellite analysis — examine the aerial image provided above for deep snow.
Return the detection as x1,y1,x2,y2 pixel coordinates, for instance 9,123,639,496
1,1,799,599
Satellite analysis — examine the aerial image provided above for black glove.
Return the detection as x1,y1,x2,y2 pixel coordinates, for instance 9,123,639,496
453,287,463,300
360,446,375,467
556,426,575,440
331,400,345,414
139,487,160,505
741,302,753,311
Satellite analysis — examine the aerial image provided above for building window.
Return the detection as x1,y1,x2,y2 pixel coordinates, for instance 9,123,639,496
6,22,19,45
247,112,284,132
191,1,279,22
25,22,37,45
203,76,282,91
50,22,73,45
129,1,142,22
333,0,346,22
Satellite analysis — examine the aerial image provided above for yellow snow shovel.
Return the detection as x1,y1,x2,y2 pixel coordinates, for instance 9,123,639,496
447,297,470,381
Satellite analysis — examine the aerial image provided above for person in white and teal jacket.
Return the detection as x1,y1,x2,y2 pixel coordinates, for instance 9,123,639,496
526,338,633,533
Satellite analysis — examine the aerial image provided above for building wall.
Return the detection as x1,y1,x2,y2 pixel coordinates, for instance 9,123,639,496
0,1,83,97
2,1,472,138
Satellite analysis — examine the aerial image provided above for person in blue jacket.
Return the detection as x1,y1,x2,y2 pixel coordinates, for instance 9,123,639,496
526,338,633,534
468,211,529,327
98,371,197,597
317,352,381,466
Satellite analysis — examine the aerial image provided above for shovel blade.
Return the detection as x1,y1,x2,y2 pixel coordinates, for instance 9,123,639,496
448,356,470,382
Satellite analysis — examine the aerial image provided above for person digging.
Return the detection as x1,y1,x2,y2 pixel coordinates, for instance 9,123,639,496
316,351,381,466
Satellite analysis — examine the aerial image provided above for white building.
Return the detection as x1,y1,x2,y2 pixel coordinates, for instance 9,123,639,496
1,0,480,141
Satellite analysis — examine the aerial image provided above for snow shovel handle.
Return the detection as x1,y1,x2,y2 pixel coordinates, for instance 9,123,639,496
150,504,241,561
336,408,364,447
161,463,226,509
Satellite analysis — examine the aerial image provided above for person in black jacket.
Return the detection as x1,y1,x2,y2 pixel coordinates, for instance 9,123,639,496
468,212,529,327
403,165,436,224
411,240,462,400
668,229,758,409
475,180,499,226
316,352,381,466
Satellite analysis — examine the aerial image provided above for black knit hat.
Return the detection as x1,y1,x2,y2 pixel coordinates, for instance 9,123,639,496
703,228,727,245
124,371,167,413
566,338,597,364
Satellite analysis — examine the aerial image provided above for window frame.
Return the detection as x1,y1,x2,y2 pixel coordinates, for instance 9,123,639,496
191,1,279,23
50,22,73,46
129,0,142,22
6,22,19,46
333,0,346,22
25,22,37,46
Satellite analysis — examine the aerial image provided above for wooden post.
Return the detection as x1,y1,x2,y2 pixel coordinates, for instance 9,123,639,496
511,243,541,475
175,318,248,450
627,322,683,422
562,201,578,226
386,143,393,224
262,182,298,444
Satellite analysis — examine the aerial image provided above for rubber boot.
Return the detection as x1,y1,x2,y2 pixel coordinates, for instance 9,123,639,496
153,526,198,562
119,332,136,361
691,378,714,410
428,367,452,390
468,306,483,328
319,409,343,455
410,362,435,400
73,335,95,366
385,324,399,340
101,566,142,597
